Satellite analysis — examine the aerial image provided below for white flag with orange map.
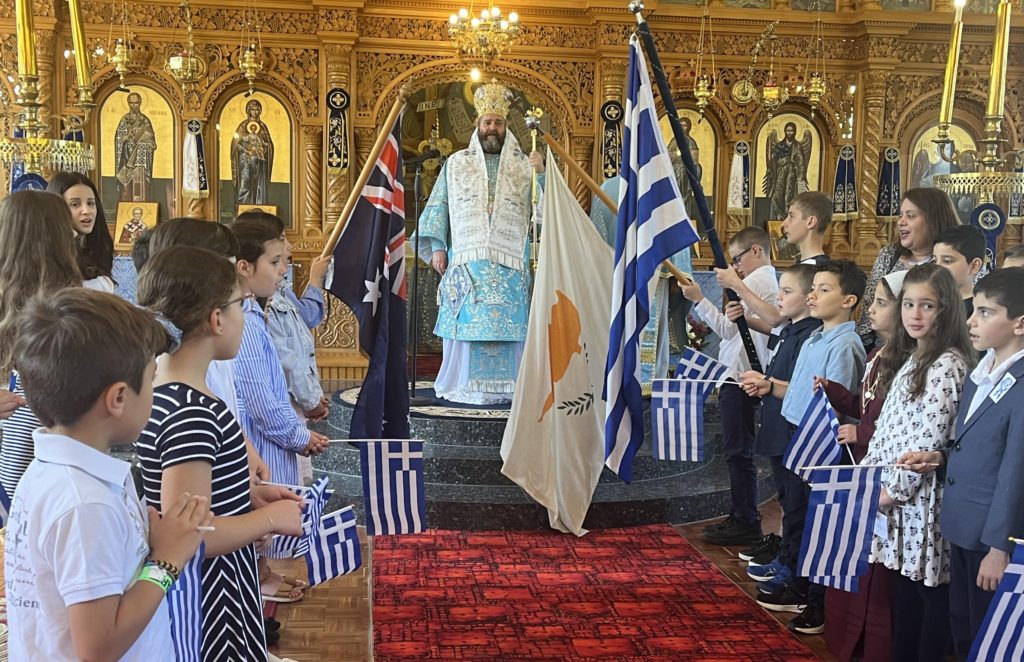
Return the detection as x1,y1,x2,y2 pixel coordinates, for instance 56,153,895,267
500,148,614,536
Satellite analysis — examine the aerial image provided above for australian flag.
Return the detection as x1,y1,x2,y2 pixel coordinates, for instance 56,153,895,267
784,387,843,478
651,349,733,463
603,34,701,482
798,465,883,592
970,541,1024,661
305,506,362,587
352,440,426,535
328,113,410,439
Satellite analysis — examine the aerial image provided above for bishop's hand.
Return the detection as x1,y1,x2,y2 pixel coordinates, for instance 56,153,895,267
529,151,545,174
431,250,448,275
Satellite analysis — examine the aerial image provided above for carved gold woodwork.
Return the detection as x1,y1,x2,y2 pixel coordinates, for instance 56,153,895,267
4,1,1023,378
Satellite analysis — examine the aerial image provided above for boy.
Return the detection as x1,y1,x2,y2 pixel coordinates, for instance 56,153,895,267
934,224,986,317
733,264,819,570
900,267,1024,658
680,227,778,547
5,289,210,661
716,192,832,333
741,259,867,634
1001,243,1024,269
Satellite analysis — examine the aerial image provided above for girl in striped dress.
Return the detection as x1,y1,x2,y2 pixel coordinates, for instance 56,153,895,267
228,221,329,486
136,246,303,661
0,191,82,497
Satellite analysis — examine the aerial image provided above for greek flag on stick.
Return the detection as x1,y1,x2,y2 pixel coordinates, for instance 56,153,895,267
675,347,734,383
784,387,842,478
264,476,331,559
798,465,883,593
305,506,362,587
352,440,426,535
651,349,733,463
603,34,701,482
969,542,1024,661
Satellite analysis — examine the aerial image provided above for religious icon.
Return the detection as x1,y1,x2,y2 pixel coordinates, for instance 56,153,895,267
114,201,158,251
763,121,813,220
766,220,798,261
230,99,275,206
114,91,158,202
669,116,703,222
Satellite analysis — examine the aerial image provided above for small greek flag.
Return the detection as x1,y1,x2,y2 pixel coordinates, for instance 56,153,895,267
675,347,734,383
353,440,426,535
784,387,842,478
305,506,362,586
263,476,330,559
651,380,705,462
798,465,882,593
969,542,1024,661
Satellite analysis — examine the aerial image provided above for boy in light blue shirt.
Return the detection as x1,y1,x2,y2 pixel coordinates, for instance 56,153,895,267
741,259,867,634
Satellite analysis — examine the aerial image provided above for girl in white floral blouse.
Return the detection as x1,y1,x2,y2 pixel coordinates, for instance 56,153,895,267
861,264,975,662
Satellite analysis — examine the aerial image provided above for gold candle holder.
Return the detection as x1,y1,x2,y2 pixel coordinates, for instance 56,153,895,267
66,0,94,111
937,0,966,141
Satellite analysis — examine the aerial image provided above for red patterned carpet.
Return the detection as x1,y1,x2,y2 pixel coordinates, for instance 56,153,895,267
372,525,817,661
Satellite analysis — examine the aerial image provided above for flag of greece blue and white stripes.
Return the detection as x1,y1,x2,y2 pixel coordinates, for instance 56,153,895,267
784,386,842,478
353,440,426,535
305,506,362,586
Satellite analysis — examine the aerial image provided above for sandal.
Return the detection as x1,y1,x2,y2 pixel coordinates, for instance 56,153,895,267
278,574,309,592
260,577,304,604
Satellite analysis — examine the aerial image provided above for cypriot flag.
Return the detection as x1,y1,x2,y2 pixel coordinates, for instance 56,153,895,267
500,147,613,536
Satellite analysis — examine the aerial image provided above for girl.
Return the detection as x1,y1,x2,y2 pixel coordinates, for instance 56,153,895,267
858,188,960,349
229,221,328,488
48,172,115,292
0,190,82,495
136,246,303,661
861,263,975,662
819,270,907,662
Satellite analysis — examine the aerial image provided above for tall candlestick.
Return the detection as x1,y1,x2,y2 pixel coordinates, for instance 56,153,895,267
986,0,1011,121
938,0,966,131
67,0,93,106
15,0,37,78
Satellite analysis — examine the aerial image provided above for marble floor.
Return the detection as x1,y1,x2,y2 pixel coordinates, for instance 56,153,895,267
268,500,834,661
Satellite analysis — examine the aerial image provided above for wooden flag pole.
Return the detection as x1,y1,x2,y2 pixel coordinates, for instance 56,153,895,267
320,83,412,259
537,131,691,285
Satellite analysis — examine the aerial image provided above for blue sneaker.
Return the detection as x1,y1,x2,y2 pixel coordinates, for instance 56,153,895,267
746,556,785,582
757,563,794,594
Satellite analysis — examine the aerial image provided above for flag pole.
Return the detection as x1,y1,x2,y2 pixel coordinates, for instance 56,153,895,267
628,1,763,373
532,128,690,285
321,83,412,259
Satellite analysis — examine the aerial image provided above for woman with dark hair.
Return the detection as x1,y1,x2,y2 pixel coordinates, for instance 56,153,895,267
857,187,961,349
47,171,115,292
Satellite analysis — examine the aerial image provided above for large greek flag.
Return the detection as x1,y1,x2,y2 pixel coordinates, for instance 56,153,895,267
305,506,362,587
784,387,842,478
798,466,882,592
353,440,426,535
603,34,700,482
970,542,1024,662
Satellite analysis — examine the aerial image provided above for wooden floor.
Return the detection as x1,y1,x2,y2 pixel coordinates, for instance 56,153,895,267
269,501,834,661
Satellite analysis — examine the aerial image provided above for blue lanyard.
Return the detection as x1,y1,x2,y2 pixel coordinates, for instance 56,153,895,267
7,372,15,391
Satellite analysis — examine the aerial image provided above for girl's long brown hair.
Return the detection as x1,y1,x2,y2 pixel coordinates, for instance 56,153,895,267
0,191,82,372
874,263,974,401
47,171,114,280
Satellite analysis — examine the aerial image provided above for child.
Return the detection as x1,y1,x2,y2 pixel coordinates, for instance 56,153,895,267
1001,243,1024,268
48,172,115,292
819,270,907,662
136,246,305,661
742,259,867,634
933,224,985,317
861,263,974,662
6,288,211,661
734,264,818,569
679,227,778,547
900,267,1024,658
230,220,329,487
716,192,832,332
0,190,82,496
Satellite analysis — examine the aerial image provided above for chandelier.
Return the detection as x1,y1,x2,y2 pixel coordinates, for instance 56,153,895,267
0,0,95,176
105,0,144,91
166,0,207,93
801,3,826,117
692,0,716,115
933,0,1024,205
448,3,521,75
756,26,788,119
238,0,264,96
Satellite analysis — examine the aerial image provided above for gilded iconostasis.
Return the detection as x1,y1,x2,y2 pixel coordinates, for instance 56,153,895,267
1,0,1022,375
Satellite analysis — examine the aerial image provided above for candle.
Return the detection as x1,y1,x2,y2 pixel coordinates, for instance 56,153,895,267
938,0,966,127
986,0,1012,121
67,0,93,93
15,0,37,78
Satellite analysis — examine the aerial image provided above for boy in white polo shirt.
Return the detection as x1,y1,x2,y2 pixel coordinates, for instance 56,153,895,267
4,289,211,661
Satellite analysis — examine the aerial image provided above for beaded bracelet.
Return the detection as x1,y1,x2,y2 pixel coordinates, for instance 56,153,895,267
138,563,175,593
146,558,181,582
